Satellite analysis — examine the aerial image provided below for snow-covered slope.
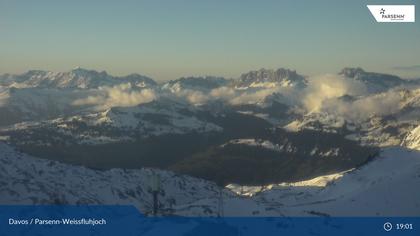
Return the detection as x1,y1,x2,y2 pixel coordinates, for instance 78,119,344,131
229,147,420,216
221,138,342,157
0,142,221,215
227,171,349,197
0,142,275,217
90,98,222,138
1,98,223,145
1,142,419,217
222,139,285,153
403,125,420,151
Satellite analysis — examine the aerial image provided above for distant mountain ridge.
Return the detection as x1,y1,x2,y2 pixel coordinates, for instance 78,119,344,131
0,67,157,89
161,76,230,94
339,67,409,92
3,67,417,91
235,68,307,89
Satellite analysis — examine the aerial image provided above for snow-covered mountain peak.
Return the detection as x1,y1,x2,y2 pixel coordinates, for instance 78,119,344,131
162,76,228,93
0,69,157,89
339,67,404,92
235,68,307,89
339,67,366,78
69,67,108,78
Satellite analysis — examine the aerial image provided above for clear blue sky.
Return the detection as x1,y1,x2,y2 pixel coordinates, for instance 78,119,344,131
0,0,419,81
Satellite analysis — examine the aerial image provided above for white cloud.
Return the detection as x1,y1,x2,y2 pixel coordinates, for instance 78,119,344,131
322,89,404,121
71,74,415,123
167,84,297,106
72,83,157,110
302,74,367,112
300,74,413,121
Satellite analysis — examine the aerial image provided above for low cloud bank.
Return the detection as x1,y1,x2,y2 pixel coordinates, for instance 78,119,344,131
69,74,416,122
302,74,413,121
167,85,297,106
321,89,407,121
302,74,367,112
167,74,370,110
72,83,157,110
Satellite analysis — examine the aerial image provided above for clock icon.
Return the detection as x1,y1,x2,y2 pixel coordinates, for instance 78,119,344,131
384,222,393,232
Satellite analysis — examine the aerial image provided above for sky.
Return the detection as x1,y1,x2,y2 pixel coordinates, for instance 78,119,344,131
0,0,419,81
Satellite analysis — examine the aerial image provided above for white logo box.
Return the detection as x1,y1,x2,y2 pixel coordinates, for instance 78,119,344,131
367,5,415,23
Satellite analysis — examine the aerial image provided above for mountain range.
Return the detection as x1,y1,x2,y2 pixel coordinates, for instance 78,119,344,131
1,67,420,216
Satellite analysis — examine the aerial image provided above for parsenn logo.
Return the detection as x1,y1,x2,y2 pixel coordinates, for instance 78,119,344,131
380,8,386,15
367,5,415,22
